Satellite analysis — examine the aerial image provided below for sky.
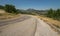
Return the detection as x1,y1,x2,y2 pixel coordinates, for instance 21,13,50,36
0,0,60,10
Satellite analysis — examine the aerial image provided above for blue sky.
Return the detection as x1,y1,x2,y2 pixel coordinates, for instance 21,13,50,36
0,0,60,10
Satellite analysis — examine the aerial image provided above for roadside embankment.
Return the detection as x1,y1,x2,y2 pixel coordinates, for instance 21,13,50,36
37,15,60,33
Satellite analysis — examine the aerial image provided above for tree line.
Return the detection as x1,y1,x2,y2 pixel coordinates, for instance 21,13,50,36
0,4,60,20
0,4,20,14
46,8,60,20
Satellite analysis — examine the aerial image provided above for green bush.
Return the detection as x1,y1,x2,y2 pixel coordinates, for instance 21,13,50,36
4,4,17,13
46,8,60,20
0,5,4,9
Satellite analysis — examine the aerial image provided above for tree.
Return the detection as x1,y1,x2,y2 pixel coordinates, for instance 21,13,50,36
47,8,54,18
56,9,60,16
4,4,17,13
55,9,60,20
46,8,60,20
0,5,4,9
16,9,22,14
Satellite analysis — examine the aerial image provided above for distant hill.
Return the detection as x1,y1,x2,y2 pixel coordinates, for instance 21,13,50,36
26,9,48,15
16,8,48,15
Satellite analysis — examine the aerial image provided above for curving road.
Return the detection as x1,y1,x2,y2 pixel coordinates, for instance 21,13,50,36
0,15,31,26
0,15,59,36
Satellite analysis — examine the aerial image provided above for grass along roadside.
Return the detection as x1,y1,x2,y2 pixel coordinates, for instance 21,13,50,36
36,15,60,35
0,13,20,21
37,15,60,28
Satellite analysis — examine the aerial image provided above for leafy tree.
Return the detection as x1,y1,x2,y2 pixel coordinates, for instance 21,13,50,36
46,8,60,20
0,5,4,9
56,9,60,16
4,4,17,13
16,9,22,14
55,9,60,20
47,8,54,18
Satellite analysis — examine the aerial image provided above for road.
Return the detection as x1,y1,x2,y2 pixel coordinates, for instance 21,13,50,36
34,17,58,36
0,15,59,36
0,15,31,26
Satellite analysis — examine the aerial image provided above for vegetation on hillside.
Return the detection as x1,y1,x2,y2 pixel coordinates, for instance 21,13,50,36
46,8,60,21
0,5,4,9
0,4,20,20
0,4,20,14
0,4,60,20
0,4,60,28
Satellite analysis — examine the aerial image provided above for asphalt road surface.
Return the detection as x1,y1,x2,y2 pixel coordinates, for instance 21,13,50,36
0,15,59,36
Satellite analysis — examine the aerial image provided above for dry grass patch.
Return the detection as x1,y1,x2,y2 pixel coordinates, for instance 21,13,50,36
37,15,60,28
0,13,20,20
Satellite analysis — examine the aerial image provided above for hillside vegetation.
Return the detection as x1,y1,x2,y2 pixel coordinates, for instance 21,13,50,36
37,15,60,28
0,4,60,28
0,4,20,20
46,8,60,21
38,9,60,28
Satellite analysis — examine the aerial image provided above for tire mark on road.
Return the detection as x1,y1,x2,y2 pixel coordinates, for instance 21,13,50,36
0,16,31,27
33,18,38,36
